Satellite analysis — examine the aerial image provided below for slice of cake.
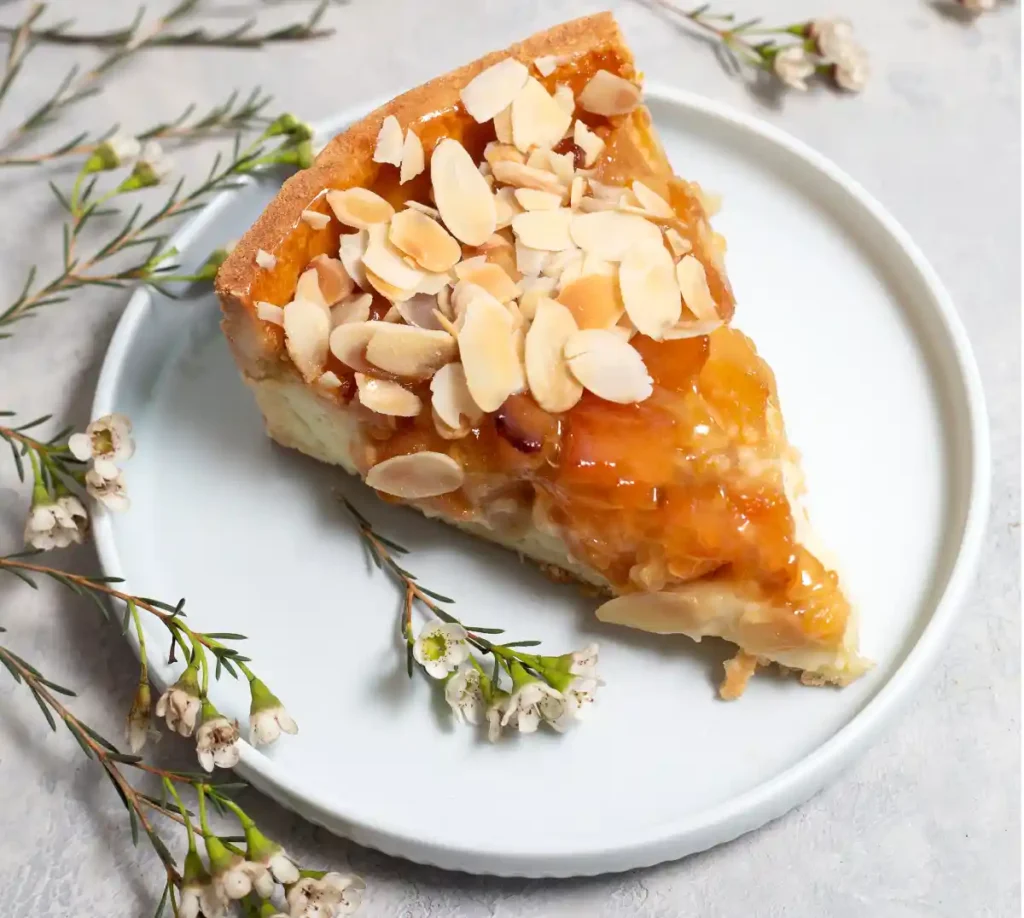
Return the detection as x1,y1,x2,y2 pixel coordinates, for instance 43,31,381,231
216,13,869,696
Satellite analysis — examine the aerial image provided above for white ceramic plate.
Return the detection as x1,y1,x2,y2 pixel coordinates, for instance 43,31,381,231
92,86,989,878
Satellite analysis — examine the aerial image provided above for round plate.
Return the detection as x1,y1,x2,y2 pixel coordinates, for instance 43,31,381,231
92,86,989,877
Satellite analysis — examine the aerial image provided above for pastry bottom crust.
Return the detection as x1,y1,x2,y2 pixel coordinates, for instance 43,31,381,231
247,372,870,693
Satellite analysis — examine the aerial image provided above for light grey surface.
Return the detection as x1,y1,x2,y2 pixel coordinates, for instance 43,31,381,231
0,1,1018,915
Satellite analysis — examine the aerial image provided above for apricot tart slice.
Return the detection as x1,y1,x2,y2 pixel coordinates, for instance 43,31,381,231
216,13,869,697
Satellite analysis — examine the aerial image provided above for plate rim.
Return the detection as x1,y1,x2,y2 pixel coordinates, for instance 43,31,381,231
90,83,991,877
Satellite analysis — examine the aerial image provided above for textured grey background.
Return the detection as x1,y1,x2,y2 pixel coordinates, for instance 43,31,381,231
0,1,1019,915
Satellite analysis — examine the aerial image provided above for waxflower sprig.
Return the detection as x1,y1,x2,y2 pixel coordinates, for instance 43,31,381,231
653,3,869,93
0,642,361,917
343,498,602,741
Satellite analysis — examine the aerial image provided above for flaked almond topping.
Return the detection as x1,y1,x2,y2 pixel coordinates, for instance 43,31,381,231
430,138,497,246
542,246,583,280
363,223,425,292
339,230,370,292
525,147,551,171
255,249,276,270
619,243,681,339
457,293,521,412
364,322,457,379
518,275,558,320
557,251,585,290
430,362,483,430
301,209,331,230
461,57,530,123
533,54,561,77
511,208,573,251
573,121,605,167
493,185,522,229
493,105,514,144
661,318,724,339
416,270,452,296
365,266,416,303
318,370,343,390
433,308,459,339
327,187,395,229
356,373,422,417
331,292,372,327
436,285,453,318
256,301,284,326
553,83,575,116
569,174,586,209
510,325,527,393
491,160,565,196
514,188,562,211
570,210,662,261
588,179,624,201
632,180,674,218
432,407,470,440
577,197,619,213
383,305,402,323
295,267,327,308
454,260,519,303
516,240,550,276
373,115,404,166
329,320,379,371
676,254,719,322
478,161,495,188
483,141,526,168
283,299,330,383
582,253,615,277
558,273,624,329
399,129,425,184
548,151,575,184
609,321,636,342
511,76,572,154
310,254,354,305
397,293,444,329
664,227,692,258
564,328,653,404
404,200,441,219
366,451,465,499
578,70,641,117
525,297,583,413
388,208,461,273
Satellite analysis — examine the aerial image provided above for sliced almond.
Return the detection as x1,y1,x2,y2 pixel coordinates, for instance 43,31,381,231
339,230,370,290
363,224,425,291
525,297,583,413
432,407,471,440
662,318,724,339
416,271,452,296
542,247,583,280
557,251,585,291
511,208,573,251
514,188,562,211
676,255,719,322
404,200,440,219
461,57,530,123
430,138,497,246
491,160,566,196
665,227,692,258
310,254,354,305
493,105,514,144
581,253,615,277
588,180,623,201
457,293,521,412
364,322,457,379
454,260,519,303
388,208,461,273
365,267,416,303
430,362,484,429
511,77,572,154
573,121,605,167
331,292,372,327
570,210,662,261
525,148,551,172
255,249,276,270
578,70,641,117
569,175,586,209
533,54,560,77
619,243,681,339
518,275,558,320
329,320,380,372
516,240,550,276
548,151,575,184
318,370,343,390
283,299,330,383
256,301,284,326
396,293,444,329
399,129,425,184
327,188,395,230
301,209,331,230
383,305,402,323
577,196,619,213
552,83,575,117
632,180,674,218
494,185,523,229
356,373,422,417
436,285,452,318
295,267,327,308
564,329,653,404
433,308,459,339
483,142,526,168
365,451,464,499
557,273,624,330
373,115,404,166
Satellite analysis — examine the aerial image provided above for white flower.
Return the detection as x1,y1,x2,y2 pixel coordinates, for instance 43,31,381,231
773,45,816,91
196,715,241,772
262,847,301,885
809,18,855,61
218,856,275,900
444,662,484,725
959,0,998,11
23,495,88,550
250,703,298,746
539,676,599,733
287,872,366,917
412,621,469,679
84,461,130,512
178,881,203,918
69,413,134,464
154,678,201,736
486,693,509,743
89,131,142,171
832,45,870,93
501,680,565,734
198,880,231,918
566,643,599,678
137,140,174,183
